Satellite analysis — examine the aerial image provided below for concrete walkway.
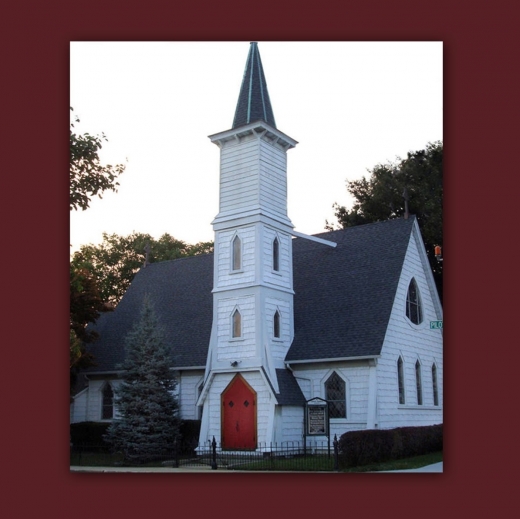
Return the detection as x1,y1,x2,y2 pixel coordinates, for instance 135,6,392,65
70,462,442,473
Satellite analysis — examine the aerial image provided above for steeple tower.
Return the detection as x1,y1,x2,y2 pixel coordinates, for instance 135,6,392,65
198,43,298,450
232,42,276,129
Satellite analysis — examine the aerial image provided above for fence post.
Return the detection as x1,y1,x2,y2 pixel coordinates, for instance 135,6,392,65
333,434,339,471
211,436,217,470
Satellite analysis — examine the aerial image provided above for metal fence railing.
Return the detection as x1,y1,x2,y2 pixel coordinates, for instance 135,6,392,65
70,436,340,471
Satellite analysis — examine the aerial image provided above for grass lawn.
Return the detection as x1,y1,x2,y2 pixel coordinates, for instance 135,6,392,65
340,451,443,473
70,449,442,472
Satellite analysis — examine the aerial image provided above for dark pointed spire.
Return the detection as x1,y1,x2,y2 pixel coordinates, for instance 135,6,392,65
232,42,276,129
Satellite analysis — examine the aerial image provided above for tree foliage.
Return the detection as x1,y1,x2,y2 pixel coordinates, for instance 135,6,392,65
72,232,214,306
70,263,112,391
70,107,126,211
327,141,443,301
105,297,180,463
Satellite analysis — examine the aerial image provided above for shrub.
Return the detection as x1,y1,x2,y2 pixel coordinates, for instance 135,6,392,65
338,424,442,468
70,421,110,445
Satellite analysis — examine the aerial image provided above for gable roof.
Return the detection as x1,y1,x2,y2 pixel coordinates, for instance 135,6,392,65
232,42,276,129
287,217,414,362
85,217,415,374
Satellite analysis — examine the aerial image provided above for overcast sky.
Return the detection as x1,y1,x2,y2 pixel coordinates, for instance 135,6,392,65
69,41,442,252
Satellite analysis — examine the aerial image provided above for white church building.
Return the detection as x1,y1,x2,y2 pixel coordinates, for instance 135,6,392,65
71,42,443,449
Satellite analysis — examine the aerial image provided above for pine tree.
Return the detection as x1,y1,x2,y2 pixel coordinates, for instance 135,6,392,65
105,296,180,463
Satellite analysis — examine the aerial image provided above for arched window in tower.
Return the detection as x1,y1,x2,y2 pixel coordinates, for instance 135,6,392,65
102,383,114,420
272,237,280,271
406,278,423,324
325,371,346,418
415,360,423,405
273,310,281,338
232,309,242,338
432,363,439,406
397,357,405,404
232,235,242,271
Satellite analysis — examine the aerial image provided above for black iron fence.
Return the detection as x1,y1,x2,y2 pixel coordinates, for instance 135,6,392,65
71,436,340,471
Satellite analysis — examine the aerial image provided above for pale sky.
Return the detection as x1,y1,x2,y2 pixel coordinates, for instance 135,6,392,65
69,41,442,252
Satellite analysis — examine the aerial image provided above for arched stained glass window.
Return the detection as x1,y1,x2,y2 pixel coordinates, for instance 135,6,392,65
273,310,281,338
432,363,439,406
325,371,346,418
397,357,405,405
102,383,113,420
415,360,423,405
406,278,423,324
232,235,241,271
232,309,241,338
273,238,280,271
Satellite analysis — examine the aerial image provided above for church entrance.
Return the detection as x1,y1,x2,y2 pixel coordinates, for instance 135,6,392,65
221,374,257,450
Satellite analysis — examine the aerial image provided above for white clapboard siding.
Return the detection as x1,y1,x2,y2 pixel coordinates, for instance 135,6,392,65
376,227,443,429
216,295,257,361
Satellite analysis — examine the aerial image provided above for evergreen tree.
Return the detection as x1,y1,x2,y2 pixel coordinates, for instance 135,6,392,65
105,296,180,463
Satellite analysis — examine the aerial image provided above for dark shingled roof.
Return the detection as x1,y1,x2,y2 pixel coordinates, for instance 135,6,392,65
86,253,214,373
85,217,414,375
232,42,276,129
274,369,306,405
287,217,414,362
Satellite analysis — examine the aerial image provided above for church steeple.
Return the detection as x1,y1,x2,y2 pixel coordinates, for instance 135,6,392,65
232,42,276,129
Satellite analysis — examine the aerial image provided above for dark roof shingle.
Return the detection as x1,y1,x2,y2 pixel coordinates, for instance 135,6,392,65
85,217,414,373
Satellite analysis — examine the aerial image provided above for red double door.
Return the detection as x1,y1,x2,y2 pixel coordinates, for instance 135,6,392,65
221,374,257,450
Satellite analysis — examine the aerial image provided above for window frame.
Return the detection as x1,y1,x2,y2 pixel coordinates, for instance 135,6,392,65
101,382,114,420
272,237,280,272
231,308,242,339
324,371,347,419
432,363,439,406
415,360,423,405
273,309,281,339
232,234,242,272
397,356,405,405
406,277,423,325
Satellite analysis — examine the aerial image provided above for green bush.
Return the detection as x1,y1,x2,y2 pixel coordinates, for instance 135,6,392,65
70,419,202,455
70,421,110,445
338,424,442,468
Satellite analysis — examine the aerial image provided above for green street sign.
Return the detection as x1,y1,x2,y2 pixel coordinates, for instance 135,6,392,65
430,320,443,329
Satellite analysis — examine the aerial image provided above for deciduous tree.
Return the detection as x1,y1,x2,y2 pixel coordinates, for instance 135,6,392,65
72,232,214,306
70,107,126,211
327,141,443,301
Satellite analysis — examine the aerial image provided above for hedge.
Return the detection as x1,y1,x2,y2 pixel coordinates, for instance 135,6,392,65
70,419,202,450
338,423,443,468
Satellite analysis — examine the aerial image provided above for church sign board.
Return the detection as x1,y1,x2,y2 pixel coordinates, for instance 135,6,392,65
306,397,329,436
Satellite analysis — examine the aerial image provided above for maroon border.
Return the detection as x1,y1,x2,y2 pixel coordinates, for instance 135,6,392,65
5,0,515,515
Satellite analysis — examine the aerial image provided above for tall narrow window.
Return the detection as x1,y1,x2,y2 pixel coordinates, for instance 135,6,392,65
397,357,405,404
272,237,280,271
325,371,346,418
432,364,439,406
102,384,113,420
232,235,241,271
198,383,204,420
232,309,241,338
415,360,423,405
273,310,281,338
406,278,423,324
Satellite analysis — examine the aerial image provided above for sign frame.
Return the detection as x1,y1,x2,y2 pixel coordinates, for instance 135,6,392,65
305,397,329,437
